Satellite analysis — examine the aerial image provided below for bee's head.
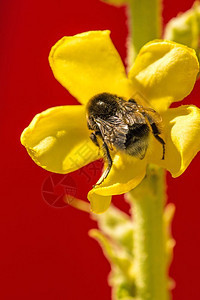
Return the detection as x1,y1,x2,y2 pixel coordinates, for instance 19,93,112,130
86,93,118,120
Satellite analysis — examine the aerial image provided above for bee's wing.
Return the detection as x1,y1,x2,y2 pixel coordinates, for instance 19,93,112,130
120,100,162,125
118,100,147,126
141,107,162,124
96,116,129,150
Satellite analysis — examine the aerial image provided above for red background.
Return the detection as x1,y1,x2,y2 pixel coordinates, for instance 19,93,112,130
1,0,200,299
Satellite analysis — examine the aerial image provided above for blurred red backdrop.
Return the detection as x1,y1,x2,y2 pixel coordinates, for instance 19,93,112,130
1,0,200,299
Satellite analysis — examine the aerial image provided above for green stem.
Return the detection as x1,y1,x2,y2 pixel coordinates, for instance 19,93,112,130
127,166,169,300
126,0,162,65
125,2,167,297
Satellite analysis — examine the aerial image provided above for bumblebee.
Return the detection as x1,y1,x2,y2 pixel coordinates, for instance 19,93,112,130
86,93,165,186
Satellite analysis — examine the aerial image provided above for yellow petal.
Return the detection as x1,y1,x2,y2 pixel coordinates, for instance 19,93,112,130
88,153,147,213
149,105,200,177
89,194,112,215
49,31,133,105
21,105,100,173
128,40,199,112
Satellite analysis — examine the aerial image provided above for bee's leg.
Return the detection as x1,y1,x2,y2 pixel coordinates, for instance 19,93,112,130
94,142,112,187
90,132,100,148
150,123,166,160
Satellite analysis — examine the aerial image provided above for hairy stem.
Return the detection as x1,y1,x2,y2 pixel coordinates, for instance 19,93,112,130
126,0,162,66
127,166,169,300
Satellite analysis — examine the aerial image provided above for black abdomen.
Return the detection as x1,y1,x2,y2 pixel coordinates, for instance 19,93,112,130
124,124,150,159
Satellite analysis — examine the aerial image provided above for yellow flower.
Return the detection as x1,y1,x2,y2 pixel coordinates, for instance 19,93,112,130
21,31,200,213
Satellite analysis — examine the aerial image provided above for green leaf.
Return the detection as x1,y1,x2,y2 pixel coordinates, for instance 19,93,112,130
89,229,133,278
110,276,136,300
89,229,136,299
92,205,134,255
163,203,176,268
